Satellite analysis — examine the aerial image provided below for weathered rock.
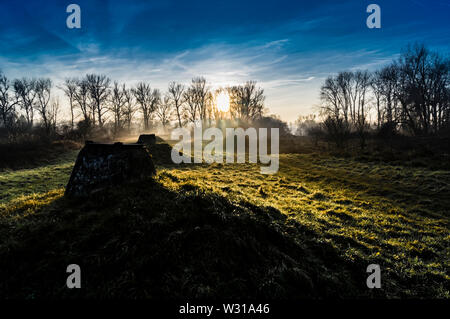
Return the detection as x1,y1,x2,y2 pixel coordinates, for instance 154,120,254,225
65,141,156,197
137,134,156,146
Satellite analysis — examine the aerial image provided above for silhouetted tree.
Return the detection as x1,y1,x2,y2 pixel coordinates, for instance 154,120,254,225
48,98,60,131
319,43,449,138
34,78,53,133
156,95,172,128
371,70,384,129
353,70,371,149
86,74,110,127
183,86,198,124
168,81,185,127
73,78,91,123
109,82,126,134
193,77,211,121
13,78,36,127
320,76,341,120
322,116,350,148
60,78,78,128
122,85,137,132
229,81,265,121
0,71,18,131
397,43,450,134
377,65,398,126
132,83,160,130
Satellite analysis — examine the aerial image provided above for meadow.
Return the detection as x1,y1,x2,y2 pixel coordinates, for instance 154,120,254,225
0,139,448,298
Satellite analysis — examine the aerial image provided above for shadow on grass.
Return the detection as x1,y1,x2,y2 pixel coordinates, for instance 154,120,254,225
0,178,379,299
0,140,81,171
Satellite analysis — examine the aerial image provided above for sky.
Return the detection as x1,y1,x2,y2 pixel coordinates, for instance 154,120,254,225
0,0,449,122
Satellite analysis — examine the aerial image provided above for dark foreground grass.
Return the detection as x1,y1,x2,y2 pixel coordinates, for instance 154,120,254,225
0,151,77,204
0,140,448,298
0,140,81,171
0,179,374,299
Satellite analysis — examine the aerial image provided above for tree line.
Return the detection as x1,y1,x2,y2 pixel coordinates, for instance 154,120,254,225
3,43,447,145
0,73,266,140
318,43,449,144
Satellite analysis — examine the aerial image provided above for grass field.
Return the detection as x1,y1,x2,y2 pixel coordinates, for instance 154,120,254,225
162,154,450,297
0,150,78,204
0,140,449,298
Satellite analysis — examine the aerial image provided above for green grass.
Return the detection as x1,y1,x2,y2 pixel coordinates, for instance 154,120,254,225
156,154,450,298
0,143,449,298
0,150,78,204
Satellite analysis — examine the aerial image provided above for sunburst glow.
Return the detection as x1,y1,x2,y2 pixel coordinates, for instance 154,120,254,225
216,91,230,112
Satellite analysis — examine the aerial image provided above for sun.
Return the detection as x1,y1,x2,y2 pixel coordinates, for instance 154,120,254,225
216,91,230,112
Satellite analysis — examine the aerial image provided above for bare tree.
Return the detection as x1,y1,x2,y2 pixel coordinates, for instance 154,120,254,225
371,71,384,129
191,77,210,121
34,78,53,133
133,83,151,130
320,44,449,137
336,71,353,124
149,89,161,125
0,71,18,130
183,86,198,124
132,83,160,130
86,74,110,127
377,65,399,125
168,81,185,127
204,90,214,125
74,78,91,123
155,95,172,128
229,81,265,121
132,82,156,130
321,71,371,125
428,53,449,133
320,76,343,120
13,78,36,127
122,85,137,132
49,98,60,131
109,82,126,134
354,70,372,148
396,44,450,134
60,78,78,128
320,70,371,148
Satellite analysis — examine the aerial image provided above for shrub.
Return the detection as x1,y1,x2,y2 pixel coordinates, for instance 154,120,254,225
322,116,350,149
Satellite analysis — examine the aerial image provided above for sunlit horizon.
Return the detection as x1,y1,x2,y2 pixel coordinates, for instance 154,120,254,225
216,91,230,113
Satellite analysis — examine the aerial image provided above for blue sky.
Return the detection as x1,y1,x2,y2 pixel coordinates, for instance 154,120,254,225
0,0,449,121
